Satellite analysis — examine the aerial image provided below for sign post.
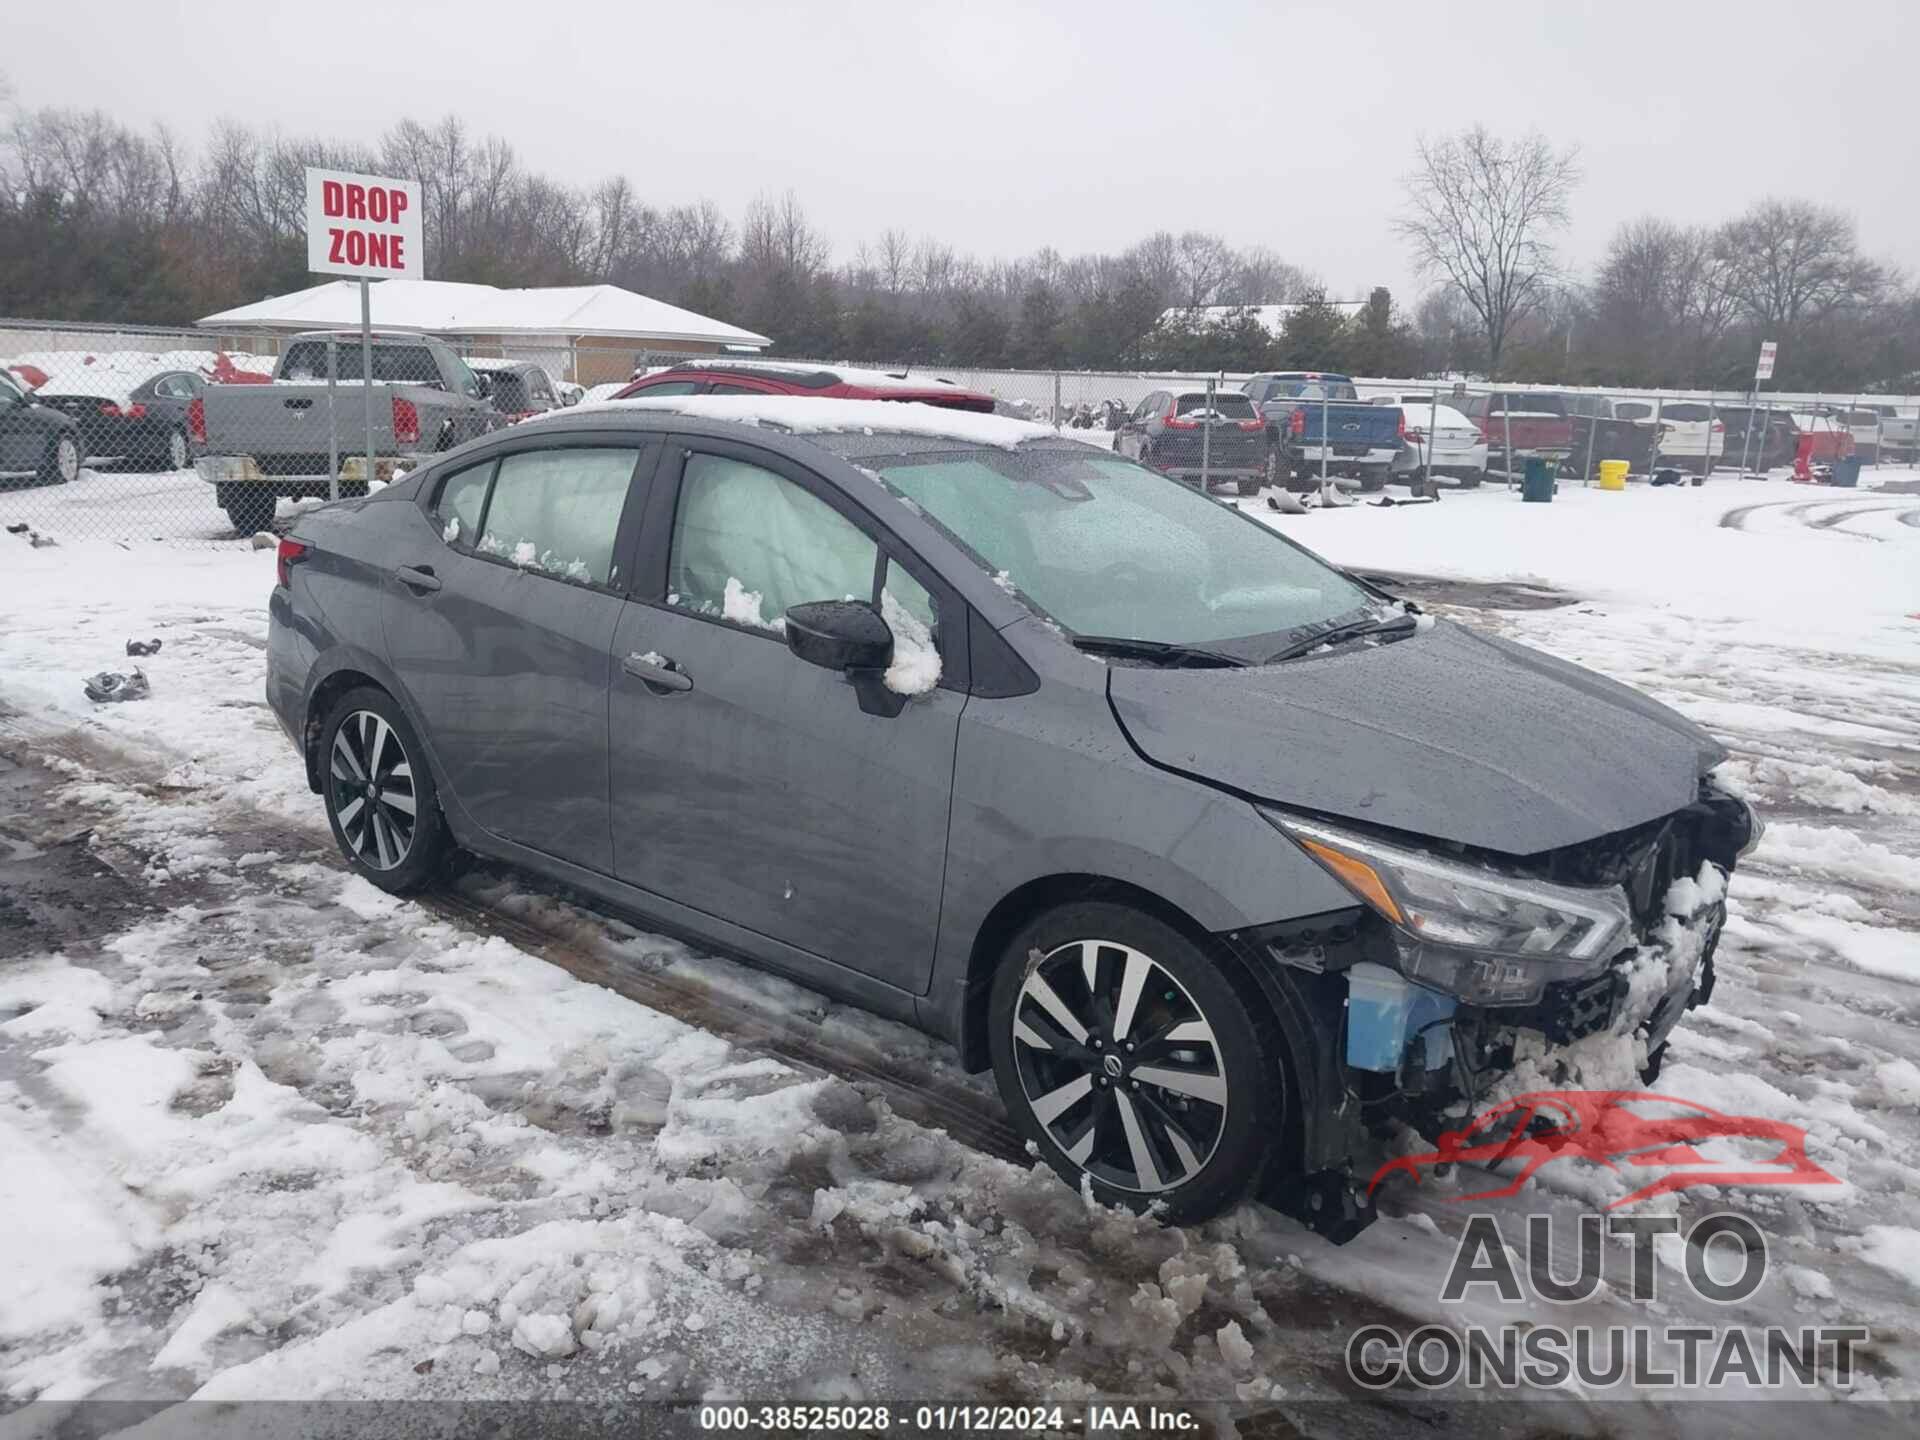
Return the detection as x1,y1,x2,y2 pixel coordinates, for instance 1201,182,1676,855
304,167,424,501
1739,341,1777,477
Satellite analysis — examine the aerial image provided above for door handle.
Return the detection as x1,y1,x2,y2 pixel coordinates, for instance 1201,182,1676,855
622,653,693,693
395,565,441,592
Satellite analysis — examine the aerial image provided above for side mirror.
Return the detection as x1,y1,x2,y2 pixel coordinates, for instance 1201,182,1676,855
784,600,903,718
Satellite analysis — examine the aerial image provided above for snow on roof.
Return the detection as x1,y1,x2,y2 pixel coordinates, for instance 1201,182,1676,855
545,394,1056,449
197,279,771,349
6,348,273,406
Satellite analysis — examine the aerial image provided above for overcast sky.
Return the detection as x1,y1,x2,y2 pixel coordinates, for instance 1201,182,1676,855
9,0,1916,302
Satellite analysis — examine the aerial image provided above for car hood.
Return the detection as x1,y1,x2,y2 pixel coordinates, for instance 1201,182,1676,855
1107,621,1725,856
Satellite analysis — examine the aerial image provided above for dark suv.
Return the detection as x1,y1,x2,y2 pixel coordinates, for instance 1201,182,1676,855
617,361,996,412
1113,387,1269,494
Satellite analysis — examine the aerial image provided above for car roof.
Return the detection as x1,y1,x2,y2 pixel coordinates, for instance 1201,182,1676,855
636,358,979,395
526,393,1059,451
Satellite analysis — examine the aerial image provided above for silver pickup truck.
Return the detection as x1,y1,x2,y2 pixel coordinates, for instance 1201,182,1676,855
193,331,502,533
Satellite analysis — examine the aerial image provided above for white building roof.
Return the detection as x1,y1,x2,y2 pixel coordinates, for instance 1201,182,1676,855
197,279,770,349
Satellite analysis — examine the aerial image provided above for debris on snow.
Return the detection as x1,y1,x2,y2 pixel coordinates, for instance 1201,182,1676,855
83,667,150,704
125,638,163,657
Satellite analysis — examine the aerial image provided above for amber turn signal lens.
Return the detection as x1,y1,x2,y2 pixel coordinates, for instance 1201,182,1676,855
1298,837,1404,924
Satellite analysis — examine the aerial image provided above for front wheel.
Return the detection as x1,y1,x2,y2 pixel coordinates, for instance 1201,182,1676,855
318,687,451,894
988,901,1282,1223
41,432,81,486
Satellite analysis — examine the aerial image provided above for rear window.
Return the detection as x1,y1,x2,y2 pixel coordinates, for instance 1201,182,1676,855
1662,403,1712,422
1488,393,1567,416
281,341,445,387
1615,402,1654,420
1265,379,1359,401
1174,393,1257,418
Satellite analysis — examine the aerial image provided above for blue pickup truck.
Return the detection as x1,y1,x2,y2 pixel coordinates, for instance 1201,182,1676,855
1243,372,1404,492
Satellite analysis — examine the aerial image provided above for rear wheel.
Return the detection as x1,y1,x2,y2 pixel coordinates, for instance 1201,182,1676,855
1235,476,1262,496
988,901,1281,1222
1456,469,1482,489
1358,471,1386,493
40,433,80,486
164,427,190,472
218,485,275,535
318,687,450,894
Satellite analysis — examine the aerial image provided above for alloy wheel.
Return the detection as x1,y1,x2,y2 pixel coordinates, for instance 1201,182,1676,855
57,437,79,483
328,710,418,870
1010,939,1229,1193
168,429,189,470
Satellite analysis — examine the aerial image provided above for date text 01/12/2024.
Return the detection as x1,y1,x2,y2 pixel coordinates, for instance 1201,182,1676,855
696,1402,1202,1432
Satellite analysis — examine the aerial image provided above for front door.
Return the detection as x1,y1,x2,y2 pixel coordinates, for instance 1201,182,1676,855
0,373,45,474
608,440,964,991
382,440,653,873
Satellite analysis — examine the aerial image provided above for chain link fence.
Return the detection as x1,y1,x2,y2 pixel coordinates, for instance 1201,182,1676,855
4,319,1916,545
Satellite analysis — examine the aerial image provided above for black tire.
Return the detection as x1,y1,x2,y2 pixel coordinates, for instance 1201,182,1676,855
988,900,1282,1223
317,686,451,895
1235,477,1262,496
1456,469,1482,489
163,427,190,472
39,431,81,486
218,485,275,536
1358,471,1385,493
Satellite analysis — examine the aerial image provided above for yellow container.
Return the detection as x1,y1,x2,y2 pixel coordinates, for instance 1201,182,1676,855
1597,460,1629,490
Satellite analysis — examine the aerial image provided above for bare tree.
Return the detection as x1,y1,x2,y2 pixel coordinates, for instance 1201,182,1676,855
1396,126,1580,377
1718,198,1886,337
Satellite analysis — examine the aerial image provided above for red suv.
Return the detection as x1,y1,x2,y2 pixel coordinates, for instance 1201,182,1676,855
615,361,996,412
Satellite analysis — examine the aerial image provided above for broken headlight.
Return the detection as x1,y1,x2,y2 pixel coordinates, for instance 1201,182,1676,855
1267,813,1635,1006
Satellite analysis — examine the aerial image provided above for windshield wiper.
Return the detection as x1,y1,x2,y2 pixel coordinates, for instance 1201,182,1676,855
1070,635,1248,668
1265,612,1420,665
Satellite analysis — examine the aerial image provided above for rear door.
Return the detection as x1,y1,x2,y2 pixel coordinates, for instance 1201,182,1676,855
606,438,965,991
0,372,49,473
382,435,656,873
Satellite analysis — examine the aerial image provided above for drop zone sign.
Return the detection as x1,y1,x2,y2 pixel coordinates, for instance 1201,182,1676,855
306,167,423,279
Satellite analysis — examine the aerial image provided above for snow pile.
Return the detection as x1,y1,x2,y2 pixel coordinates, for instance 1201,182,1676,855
881,589,941,696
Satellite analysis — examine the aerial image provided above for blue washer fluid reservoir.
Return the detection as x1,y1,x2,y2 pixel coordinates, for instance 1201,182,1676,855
1345,962,1456,1073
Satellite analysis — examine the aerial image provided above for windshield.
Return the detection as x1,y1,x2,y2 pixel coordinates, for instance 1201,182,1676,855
1264,378,1359,401
873,448,1373,649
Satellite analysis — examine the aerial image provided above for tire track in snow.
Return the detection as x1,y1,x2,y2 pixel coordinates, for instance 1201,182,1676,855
0,710,1031,1166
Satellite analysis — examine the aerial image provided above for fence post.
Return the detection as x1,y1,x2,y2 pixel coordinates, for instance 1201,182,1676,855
1424,386,1438,487
326,334,339,503
1053,372,1062,432
1202,377,1214,491
1704,392,1717,478
1736,384,1756,477
1581,397,1597,487
1501,394,1514,489
1320,386,1330,494
1648,395,1664,477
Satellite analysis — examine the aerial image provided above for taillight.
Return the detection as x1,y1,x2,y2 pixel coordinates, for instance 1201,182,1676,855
275,537,308,589
1712,420,1724,433
1236,418,1263,432
187,396,205,443
125,403,146,419
1396,411,1407,441
1165,404,1196,430
98,403,120,417
1288,408,1306,437
392,396,420,445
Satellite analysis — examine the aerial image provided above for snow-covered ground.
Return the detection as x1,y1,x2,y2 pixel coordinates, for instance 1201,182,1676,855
1,471,1917,1427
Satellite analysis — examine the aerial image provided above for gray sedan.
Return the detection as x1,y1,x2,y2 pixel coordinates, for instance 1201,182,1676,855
266,399,1757,1237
